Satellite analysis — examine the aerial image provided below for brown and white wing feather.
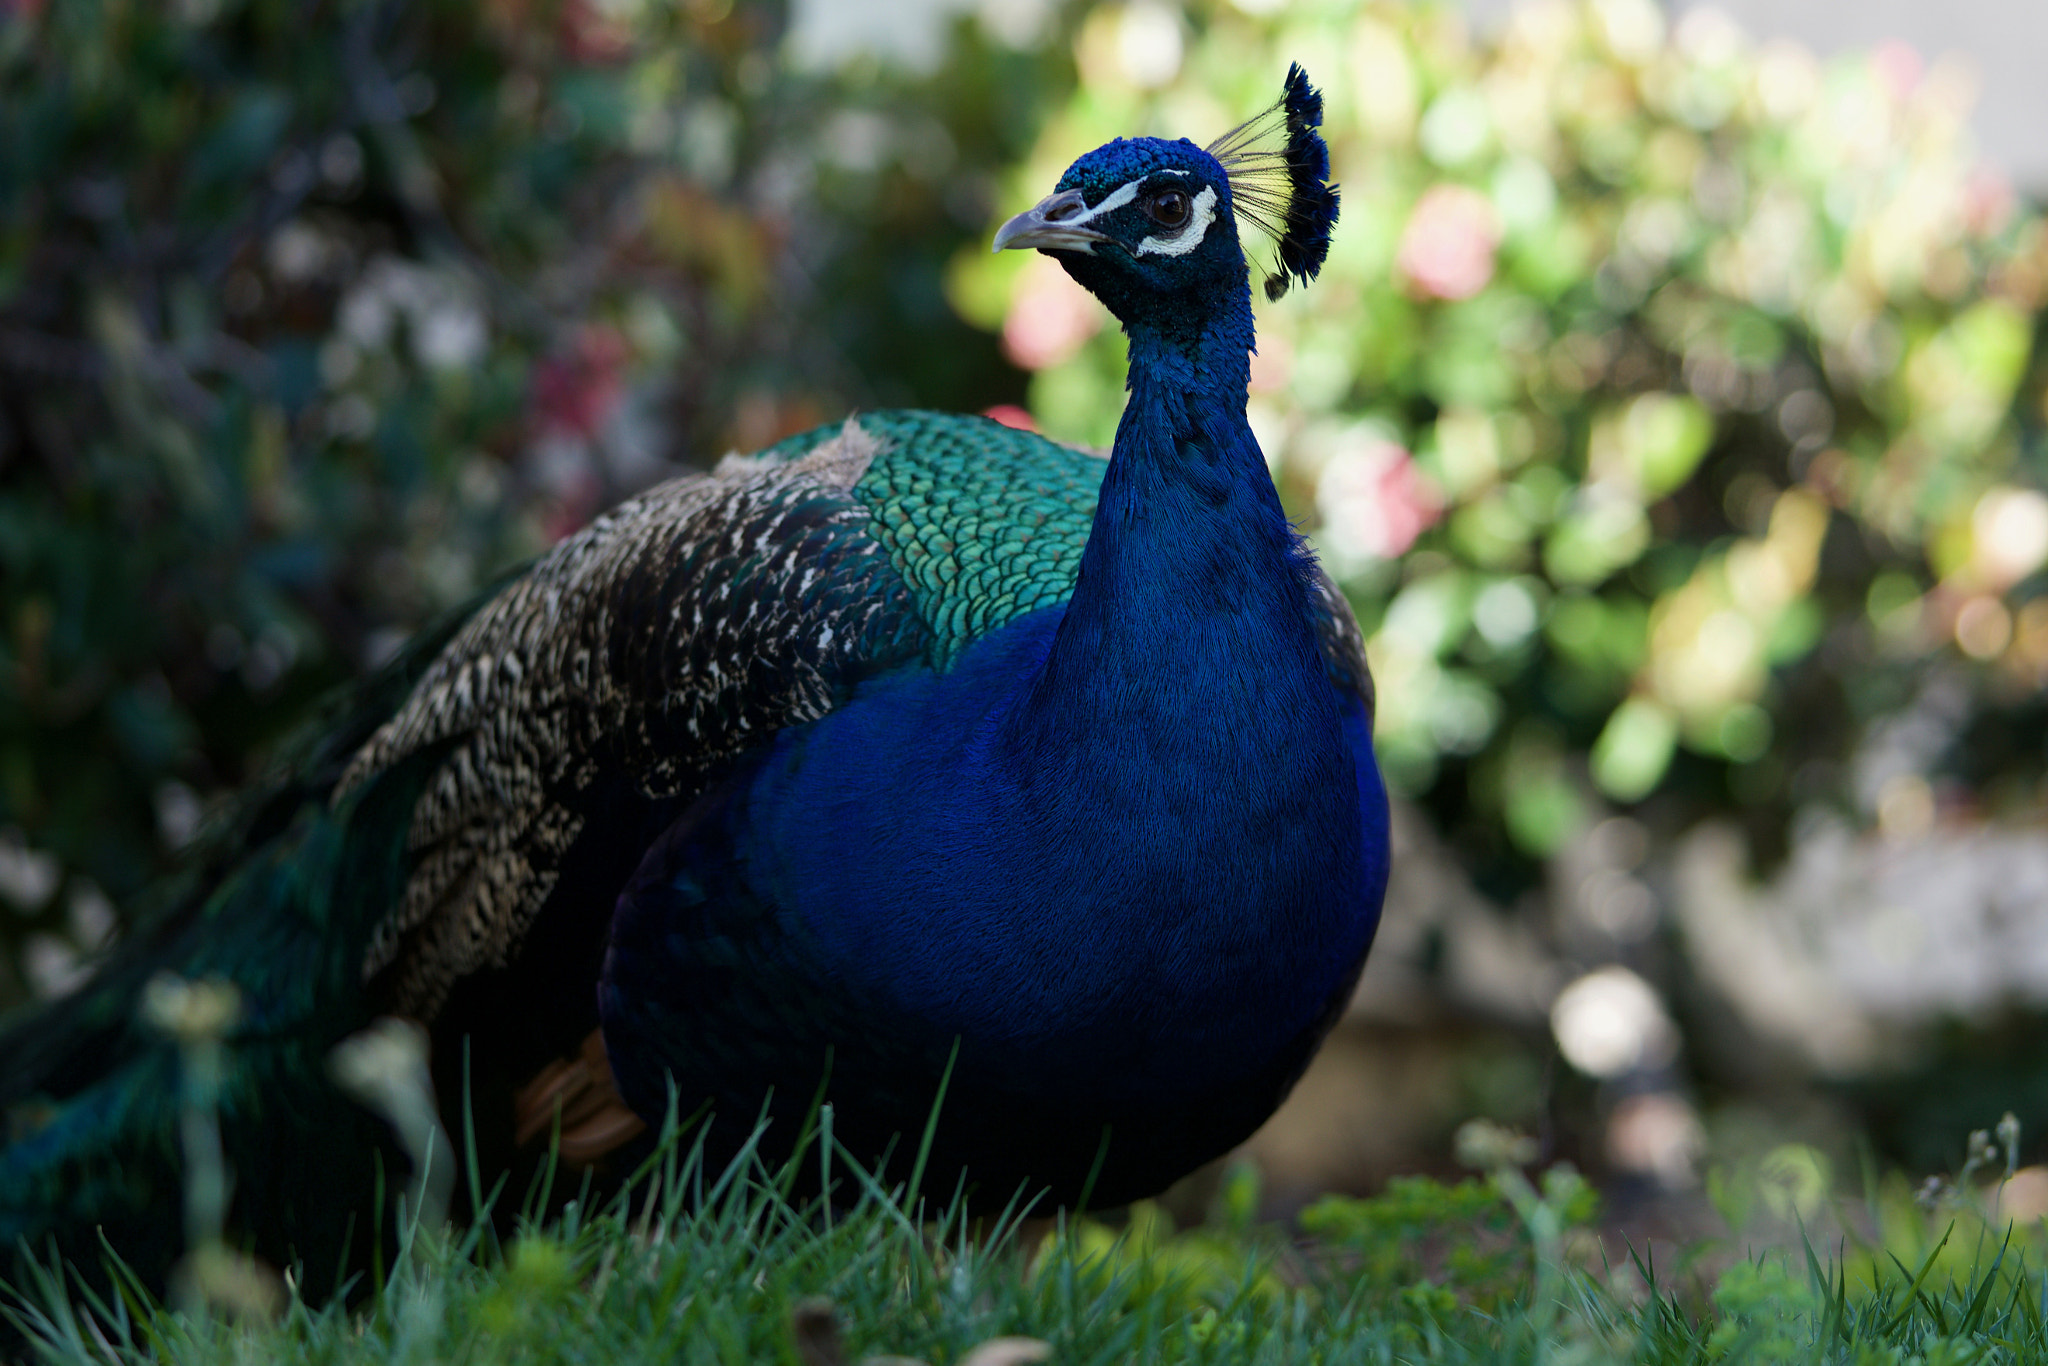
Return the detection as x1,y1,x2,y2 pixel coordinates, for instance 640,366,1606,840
336,421,926,1018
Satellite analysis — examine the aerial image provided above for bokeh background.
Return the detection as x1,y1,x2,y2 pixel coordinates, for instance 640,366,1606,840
6,0,2048,1232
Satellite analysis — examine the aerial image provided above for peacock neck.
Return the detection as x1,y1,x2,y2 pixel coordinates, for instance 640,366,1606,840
1015,283,1318,739
936,279,1359,1083
1118,285,1257,425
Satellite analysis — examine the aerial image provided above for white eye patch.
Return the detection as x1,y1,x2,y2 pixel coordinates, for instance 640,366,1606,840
1135,185,1218,258
1062,178,1140,228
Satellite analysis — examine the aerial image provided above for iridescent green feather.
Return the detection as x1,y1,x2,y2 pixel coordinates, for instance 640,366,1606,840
764,412,1106,669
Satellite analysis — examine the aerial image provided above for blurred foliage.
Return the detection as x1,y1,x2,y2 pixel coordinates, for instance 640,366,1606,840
1302,1171,1589,1316
1846,1011,2048,1175
956,0,2048,905
0,0,1071,1006
1707,1123,2048,1319
1055,1140,1602,1354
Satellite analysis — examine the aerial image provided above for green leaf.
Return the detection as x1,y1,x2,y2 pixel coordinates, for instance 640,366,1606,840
1620,393,1714,498
1591,696,1677,801
1544,494,1650,587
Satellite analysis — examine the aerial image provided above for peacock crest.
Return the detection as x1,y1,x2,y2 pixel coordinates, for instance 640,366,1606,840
1205,63,1342,301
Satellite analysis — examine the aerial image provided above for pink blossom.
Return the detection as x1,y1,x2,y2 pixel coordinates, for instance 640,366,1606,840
559,0,636,64
529,324,630,542
532,324,628,440
1316,438,1442,561
1396,185,1502,302
1964,168,2015,239
1249,333,1293,395
1871,40,1922,104
1002,254,1103,371
983,404,1037,432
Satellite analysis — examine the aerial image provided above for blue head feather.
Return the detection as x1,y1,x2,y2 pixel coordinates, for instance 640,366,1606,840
1053,136,1220,203
1036,135,1250,344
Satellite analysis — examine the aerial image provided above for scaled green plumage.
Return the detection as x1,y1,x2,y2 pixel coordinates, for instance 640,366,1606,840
798,411,1105,667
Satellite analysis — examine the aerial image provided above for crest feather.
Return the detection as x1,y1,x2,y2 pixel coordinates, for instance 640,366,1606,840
1205,63,1341,301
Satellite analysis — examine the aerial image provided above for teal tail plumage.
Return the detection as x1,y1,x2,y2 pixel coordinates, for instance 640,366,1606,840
0,612,469,1305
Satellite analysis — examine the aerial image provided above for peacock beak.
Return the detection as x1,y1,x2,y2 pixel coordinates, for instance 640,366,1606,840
992,188,1111,254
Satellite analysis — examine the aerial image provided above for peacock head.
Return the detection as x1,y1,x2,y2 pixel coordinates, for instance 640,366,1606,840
994,63,1340,326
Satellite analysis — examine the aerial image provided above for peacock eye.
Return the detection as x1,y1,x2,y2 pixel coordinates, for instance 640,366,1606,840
1145,189,1191,229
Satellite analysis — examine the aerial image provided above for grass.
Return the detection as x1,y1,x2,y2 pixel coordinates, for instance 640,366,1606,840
10,984,2048,1363
11,1107,2048,1366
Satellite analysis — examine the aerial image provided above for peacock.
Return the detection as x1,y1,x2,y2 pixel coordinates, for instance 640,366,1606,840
0,64,1387,1306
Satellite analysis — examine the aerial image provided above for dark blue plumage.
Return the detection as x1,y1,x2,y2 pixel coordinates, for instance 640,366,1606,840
0,66,1386,1305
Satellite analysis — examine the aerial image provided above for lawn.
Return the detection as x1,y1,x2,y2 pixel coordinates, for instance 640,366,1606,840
10,1110,2046,1365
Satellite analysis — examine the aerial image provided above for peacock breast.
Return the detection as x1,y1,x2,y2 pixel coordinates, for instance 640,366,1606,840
733,596,1386,1109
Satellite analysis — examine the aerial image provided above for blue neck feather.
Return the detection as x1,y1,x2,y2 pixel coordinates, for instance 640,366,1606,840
1019,278,1313,760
